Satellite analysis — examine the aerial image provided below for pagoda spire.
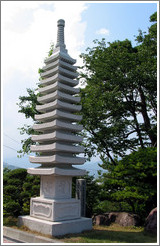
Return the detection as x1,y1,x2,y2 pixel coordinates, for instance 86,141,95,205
18,19,92,237
56,19,66,49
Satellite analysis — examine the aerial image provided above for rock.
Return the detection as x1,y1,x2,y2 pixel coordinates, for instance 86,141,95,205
93,212,140,226
115,212,140,226
145,208,157,234
93,214,110,226
108,212,119,223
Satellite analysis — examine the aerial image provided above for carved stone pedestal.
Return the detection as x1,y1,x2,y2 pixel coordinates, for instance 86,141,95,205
18,167,92,236
18,216,92,236
18,19,93,236
30,197,80,222
18,168,92,236
40,175,72,199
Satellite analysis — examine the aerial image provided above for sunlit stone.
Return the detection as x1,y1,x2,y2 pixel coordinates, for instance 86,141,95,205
18,19,92,236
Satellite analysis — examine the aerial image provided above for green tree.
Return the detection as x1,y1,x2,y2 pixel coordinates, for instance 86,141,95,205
98,147,157,220
17,13,157,161
17,88,39,157
79,12,157,163
135,13,157,110
21,174,40,214
17,42,54,157
3,168,40,216
15,13,157,220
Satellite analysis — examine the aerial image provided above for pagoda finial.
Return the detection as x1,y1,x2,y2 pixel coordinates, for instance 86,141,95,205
56,19,66,49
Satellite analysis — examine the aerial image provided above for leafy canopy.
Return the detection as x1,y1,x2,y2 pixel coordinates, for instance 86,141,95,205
98,147,157,219
3,168,40,216
79,12,157,163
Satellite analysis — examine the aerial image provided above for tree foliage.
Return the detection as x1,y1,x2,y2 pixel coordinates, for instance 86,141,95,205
17,13,157,162
17,42,54,157
17,88,39,157
3,169,40,216
15,13,157,221
79,12,157,163
3,168,99,218
97,147,157,220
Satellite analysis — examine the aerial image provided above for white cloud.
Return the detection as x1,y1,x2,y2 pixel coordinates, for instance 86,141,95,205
1,1,88,85
1,1,88,159
96,28,110,35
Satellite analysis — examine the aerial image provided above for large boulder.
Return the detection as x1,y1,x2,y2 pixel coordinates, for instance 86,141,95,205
145,208,157,234
93,214,110,226
93,212,140,226
114,212,140,226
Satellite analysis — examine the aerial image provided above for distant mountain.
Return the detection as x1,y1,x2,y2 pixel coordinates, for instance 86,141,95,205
3,159,105,178
3,162,23,170
3,157,40,170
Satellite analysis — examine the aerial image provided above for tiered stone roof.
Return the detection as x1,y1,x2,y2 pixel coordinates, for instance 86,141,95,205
29,19,85,169
19,20,92,236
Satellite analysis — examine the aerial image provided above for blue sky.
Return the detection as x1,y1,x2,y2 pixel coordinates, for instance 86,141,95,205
1,1,158,175
82,2,157,49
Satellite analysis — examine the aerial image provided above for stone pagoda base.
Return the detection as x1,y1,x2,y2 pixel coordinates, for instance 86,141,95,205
18,19,93,238
18,216,92,236
30,197,81,221
18,166,92,236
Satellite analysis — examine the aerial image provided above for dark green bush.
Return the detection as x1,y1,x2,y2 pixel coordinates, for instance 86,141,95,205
3,168,40,216
98,147,157,221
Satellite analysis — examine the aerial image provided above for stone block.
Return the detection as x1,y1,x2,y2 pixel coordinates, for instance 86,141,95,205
31,142,84,154
36,99,82,113
18,19,93,237
28,166,86,176
38,81,79,95
18,216,92,236
40,175,72,199
29,154,85,165
30,197,80,222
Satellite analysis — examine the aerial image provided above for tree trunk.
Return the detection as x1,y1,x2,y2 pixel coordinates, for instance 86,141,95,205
131,110,145,148
138,86,157,146
125,95,144,148
90,129,117,165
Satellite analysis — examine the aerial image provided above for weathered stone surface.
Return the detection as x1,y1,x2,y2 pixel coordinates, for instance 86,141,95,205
93,215,110,226
40,175,72,199
28,166,86,176
33,120,83,133
36,99,82,113
31,142,84,154
107,212,118,223
93,212,140,226
76,179,86,217
38,81,79,95
29,154,85,165
40,73,78,86
18,19,92,236
114,212,140,226
37,90,81,104
145,208,157,234
30,18,84,167
18,216,92,236
40,65,78,79
30,197,80,222
34,109,82,122
42,59,77,72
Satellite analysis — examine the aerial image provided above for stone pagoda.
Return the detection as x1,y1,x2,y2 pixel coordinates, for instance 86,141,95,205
18,19,92,236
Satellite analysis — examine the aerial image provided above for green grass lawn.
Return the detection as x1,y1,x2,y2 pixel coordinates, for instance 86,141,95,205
3,217,157,244
57,224,157,244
